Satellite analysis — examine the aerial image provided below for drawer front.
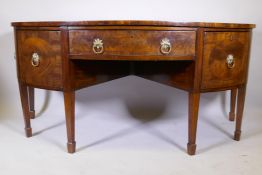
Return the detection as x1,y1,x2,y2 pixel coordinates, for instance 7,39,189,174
17,30,62,90
69,30,196,60
201,32,250,89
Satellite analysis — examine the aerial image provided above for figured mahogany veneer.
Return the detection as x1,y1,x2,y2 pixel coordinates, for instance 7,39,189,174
16,30,63,90
12,20,255,155
69,29,196,60
202,31,251,89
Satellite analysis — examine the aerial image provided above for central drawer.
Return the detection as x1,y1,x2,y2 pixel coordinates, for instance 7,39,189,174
69,30,196,60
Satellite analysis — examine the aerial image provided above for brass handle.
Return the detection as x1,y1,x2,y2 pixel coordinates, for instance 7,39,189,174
31,52,40,67
93,38,104,54
226,54,235,69
160,38,172,55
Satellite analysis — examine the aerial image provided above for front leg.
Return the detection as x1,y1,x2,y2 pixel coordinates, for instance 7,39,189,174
64,91,76,153
234,85,246,141
187,92,200,155
19,82,32,137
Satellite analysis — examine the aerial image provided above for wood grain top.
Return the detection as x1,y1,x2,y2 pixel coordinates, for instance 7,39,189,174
11,20,255,29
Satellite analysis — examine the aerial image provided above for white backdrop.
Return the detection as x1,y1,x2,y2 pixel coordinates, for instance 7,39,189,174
0,0,261,127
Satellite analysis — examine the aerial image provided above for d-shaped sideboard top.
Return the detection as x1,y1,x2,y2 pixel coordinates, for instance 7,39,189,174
12,20,255,28
12,21,255,155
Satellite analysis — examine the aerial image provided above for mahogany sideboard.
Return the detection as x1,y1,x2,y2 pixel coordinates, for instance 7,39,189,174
11,21,255,155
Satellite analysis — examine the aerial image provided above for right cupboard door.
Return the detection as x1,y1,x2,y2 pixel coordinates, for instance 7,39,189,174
201,31,251,90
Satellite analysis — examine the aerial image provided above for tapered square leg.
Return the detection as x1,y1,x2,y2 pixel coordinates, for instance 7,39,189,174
64,91,76,153
28,87,35,119
19,82,32,137
229,89,237,121
187,92,200,155
234,85,246,141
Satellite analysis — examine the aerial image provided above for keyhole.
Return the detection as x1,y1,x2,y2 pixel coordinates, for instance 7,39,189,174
230,35,234,41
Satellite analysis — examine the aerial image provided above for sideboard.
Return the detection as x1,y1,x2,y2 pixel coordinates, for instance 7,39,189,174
11,21,255,155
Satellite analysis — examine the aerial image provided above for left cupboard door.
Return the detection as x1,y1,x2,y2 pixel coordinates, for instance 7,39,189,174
16,30,63,90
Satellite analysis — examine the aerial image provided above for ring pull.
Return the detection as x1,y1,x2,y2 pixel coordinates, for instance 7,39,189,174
226,54,235,69
31,52,40,67
92,38,104,54
160,38,172,55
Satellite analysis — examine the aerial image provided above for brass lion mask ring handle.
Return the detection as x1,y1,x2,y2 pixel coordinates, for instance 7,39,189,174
31,52,40,67
226,54,235,69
